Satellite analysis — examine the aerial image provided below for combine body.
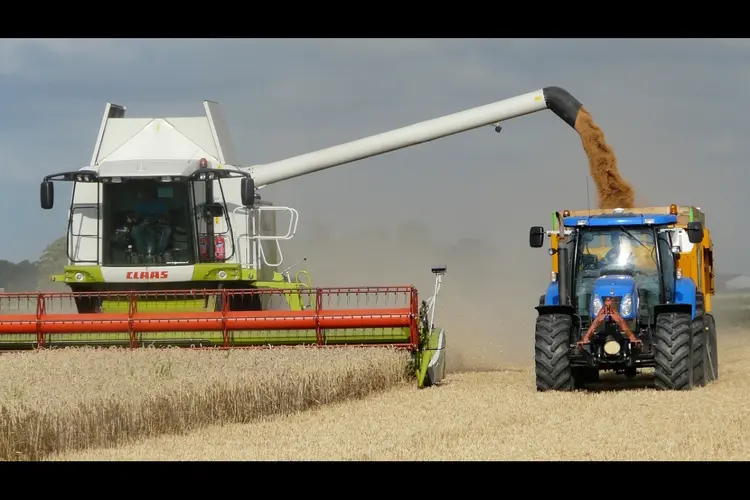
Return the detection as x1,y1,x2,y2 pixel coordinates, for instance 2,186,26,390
530,205,719,391
1,85,594,388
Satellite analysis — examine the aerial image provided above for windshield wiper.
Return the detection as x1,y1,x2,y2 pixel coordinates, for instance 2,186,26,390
619,225,650,250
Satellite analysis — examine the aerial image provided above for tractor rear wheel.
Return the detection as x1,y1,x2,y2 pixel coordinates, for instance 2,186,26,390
535,313,575,391
691,291,707,387
704,313,719,382
653,311,695,390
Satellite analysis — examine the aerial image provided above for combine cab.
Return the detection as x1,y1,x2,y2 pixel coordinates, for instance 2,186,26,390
3,85,598,388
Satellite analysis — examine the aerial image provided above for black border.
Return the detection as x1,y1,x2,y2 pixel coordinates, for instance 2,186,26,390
1,5,746,37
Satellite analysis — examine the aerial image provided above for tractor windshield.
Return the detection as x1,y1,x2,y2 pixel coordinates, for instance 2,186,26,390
573,226,660,316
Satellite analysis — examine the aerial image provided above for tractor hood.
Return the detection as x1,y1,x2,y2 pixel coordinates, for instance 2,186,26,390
590,275,636,319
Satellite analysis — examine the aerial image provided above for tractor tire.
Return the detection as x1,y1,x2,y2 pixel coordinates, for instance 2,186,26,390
704,313,719,382
691,291,707,387
535,313,575,391
653,311,695,390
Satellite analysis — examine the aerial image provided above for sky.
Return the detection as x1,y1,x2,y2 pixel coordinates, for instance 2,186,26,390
3,38,749,367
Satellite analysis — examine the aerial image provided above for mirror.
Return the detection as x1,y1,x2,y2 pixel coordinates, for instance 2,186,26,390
241,177,255,207
202,202,224,218
529,226,545,248
686,221,703,244
41,181,54,210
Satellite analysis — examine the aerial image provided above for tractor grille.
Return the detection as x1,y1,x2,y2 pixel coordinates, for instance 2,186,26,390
608,296,622,311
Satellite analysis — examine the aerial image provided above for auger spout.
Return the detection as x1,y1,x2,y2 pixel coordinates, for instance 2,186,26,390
248,86,584,188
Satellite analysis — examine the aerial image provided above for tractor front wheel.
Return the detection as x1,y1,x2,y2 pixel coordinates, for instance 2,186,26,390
535,313,575,391
653,312,695,390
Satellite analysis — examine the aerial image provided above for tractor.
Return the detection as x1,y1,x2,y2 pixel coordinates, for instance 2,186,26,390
529,205,719,391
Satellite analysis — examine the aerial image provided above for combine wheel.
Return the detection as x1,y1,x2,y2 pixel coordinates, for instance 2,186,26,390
535,314,575,391
652,311,695,390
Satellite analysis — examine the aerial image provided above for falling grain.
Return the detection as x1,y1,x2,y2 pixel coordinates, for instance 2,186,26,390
575,107,635,209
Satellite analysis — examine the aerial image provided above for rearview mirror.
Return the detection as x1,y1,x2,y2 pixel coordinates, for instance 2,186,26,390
686,221,703,244
202,202,224,218
241,177,255,207
41,181,54,210
529,226,545,248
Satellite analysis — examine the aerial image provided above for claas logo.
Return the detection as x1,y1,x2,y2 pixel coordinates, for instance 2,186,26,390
126,271,169,280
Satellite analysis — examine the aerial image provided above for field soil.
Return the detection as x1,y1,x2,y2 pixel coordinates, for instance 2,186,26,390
50,294,750,461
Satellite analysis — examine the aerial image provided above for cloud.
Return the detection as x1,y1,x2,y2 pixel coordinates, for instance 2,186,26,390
1,39,748,277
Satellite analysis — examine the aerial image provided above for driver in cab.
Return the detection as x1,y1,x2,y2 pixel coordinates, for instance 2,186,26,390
130,186,172,256
600,231,635,269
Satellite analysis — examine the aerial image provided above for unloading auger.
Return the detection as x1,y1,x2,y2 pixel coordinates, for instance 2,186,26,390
2,86,585,388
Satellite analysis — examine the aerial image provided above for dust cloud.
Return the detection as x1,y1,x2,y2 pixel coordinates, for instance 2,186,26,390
574,107,635,209
284,220,539,373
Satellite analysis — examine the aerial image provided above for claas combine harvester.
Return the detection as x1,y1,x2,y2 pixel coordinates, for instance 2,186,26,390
530,204,719,391
0,86,591,388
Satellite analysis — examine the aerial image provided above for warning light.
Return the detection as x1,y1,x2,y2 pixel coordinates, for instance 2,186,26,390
669,204,678,215
563,210,570,217
199,158,208,168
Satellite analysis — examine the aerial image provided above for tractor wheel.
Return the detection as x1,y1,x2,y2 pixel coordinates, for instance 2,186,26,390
653,311,695,390
691,292,708,387
704,313,719,382
535,313,575,391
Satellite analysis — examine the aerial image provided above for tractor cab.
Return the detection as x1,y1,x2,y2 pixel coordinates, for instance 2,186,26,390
39,158,255,268
530,206,704,331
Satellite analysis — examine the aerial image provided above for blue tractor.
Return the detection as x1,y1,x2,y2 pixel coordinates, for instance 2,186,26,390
529,207,719,391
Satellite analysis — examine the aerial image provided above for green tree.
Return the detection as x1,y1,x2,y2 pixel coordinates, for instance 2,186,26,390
36,236,68,291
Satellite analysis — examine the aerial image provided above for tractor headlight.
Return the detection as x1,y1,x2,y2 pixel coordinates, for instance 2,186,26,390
621,293,633,317
592,294,602,316
604,337,622,356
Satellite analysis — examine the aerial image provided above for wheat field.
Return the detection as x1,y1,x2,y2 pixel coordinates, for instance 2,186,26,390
2,293,748,461
44,293,750,461
0,346,411,461
50,327,750,461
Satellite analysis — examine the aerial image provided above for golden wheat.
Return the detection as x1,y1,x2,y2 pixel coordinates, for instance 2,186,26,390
0,346,411,461
50,295,750,461
50,326,750,461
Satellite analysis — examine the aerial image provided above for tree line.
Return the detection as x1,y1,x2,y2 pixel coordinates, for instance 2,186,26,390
0,236,67,291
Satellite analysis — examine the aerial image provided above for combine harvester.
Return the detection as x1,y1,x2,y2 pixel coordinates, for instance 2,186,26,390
2,86,588,388
529,205,719,391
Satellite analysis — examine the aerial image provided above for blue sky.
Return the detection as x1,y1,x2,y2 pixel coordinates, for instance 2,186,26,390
2,38,749,279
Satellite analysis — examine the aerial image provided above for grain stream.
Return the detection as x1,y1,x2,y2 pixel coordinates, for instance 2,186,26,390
575,107,635,209
0,346,410,461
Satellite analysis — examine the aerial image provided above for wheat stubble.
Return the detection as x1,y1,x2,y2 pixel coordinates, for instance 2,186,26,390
575,107,635,209
57,325,750,461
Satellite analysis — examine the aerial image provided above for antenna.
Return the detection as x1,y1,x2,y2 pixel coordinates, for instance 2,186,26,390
585,175,592,219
